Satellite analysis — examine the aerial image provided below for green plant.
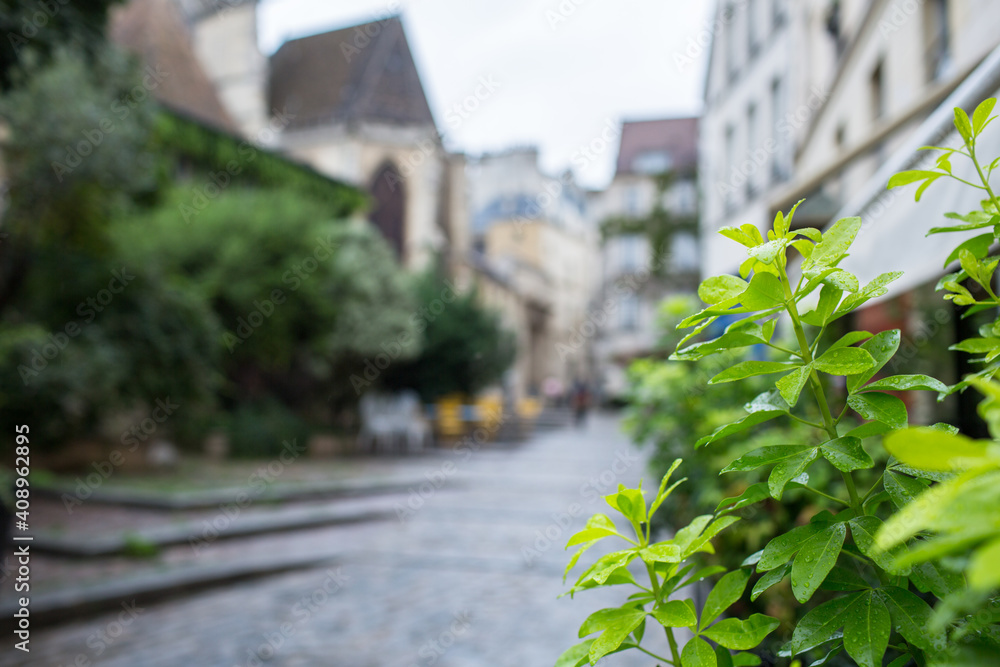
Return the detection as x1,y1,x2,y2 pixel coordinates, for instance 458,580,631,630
559,107,1000,662
872,98,1000,643
556,461,779,666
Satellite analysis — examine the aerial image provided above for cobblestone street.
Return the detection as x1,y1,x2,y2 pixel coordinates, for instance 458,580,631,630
5,414,676,667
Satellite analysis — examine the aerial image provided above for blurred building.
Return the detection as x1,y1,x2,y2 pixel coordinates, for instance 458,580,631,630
701,0,1000,280
462,148,600,399
588,118,700,400
139,1,463,272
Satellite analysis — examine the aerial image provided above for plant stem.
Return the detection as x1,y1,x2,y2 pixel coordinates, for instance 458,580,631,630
779,263,862,510
665,627,682,666
861,471,885,504
969,142,1000,215
802,484,851,506
635,644,675,665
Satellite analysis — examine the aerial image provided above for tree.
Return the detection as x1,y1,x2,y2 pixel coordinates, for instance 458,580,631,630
381,270,516,401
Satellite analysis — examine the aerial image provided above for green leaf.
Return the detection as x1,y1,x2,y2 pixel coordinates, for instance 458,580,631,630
910,560,965,599
845,420,893,439
801,283,844,326
972,98,996,135
843,590,890,667
789,592,860,655
640,544,683,564
696,410,785,447
858,374,949,394
578,607,639,637
699,275,749,305
846,330,901,393
881,586,938,651
813,347,876,375
651,599,698,627
955,106,974,144
968,536,1000,590
566,514,621,547
740,272,786,310
732,653,762,666
758,523,827,571
704,614,781,650
803,216,862,269
951,336,1000,353
883,469,928,509
682,515,741,557
717,483,770,514
820,564,870,591
820,436,874,472
588,610,646,664
776,365,811,406
847,392,908,430
682,636,718,667
791,523,847,603
769,448,819,499
944,233,993,266
883,427,993,471
827,330,874,351
719,226,754,247
751,562,790,601
723,444,816,473
850,516,906,574
701,569,752,629
554,639,593,667
710,361,797,384
748,238,788,264
838,272,903,312
887,169,941,188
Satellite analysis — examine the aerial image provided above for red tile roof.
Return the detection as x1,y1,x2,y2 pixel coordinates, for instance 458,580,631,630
615,117,699,176
109,0,237,132
269,16,436,131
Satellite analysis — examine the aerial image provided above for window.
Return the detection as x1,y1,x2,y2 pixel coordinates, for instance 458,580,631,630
770,78,787,182
748,0,759,55
724,4,738,82
624,187,640,216
620,234,642,272
870,59,885,121
672,233,698,272
924,0,951,82
620,294,639,331
746,102,758,198
724,123,736,212
632,150,673,175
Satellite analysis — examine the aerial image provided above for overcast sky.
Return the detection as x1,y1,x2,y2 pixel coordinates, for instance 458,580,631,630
258,0,714,188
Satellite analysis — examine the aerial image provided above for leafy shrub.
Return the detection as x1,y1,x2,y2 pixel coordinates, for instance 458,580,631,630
380,269,516,401
222,400,310,459
556,100,1000,667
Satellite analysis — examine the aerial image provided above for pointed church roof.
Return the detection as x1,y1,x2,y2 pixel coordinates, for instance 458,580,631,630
269,16,436,131
109,0,236,132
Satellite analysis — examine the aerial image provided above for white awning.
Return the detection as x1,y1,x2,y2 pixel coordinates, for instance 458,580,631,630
836,45,1000,302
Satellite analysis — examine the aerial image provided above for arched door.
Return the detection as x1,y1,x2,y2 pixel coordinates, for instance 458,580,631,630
369,163,406,259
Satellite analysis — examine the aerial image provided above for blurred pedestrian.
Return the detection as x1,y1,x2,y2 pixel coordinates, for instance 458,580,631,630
572,380,590,427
